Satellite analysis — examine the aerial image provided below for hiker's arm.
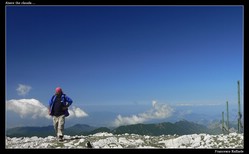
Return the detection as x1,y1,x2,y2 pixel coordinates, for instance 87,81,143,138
48,106,51,115
48,97,53,115
65,96,73,107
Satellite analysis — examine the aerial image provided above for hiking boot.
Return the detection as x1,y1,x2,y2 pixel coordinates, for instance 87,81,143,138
58,135,64,142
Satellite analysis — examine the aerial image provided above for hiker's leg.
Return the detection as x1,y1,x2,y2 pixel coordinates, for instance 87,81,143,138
57,115,65,137
53,116,59,137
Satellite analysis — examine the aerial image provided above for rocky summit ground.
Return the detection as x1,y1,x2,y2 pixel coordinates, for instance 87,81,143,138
6,132,244,149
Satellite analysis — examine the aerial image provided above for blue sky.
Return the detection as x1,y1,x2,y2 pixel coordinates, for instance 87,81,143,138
5,5,244,128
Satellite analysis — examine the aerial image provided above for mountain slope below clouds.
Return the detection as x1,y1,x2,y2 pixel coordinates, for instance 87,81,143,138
112,120,222,135
6,125,55,137
6,120,226,137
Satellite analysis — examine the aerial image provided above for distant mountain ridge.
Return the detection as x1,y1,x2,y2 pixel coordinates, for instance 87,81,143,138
6,120,232,137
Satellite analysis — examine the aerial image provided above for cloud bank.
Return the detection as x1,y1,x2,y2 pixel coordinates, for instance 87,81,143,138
6,99,88,119
113,100,174,127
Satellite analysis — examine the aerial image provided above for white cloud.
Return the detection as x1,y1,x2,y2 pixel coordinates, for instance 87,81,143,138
6,99,50,119
68,106,88,118
6,98,88,120
16,84,32,96
113,100,174,127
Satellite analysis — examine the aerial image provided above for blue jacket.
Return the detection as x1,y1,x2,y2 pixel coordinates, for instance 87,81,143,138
48,93,73,117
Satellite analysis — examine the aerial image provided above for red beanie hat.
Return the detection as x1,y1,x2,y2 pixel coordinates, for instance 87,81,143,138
55,87,62,93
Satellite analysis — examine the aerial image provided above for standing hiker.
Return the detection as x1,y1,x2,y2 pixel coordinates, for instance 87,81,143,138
48,87,73,141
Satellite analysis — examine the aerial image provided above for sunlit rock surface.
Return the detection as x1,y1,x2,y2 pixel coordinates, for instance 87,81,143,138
6,132,244,149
